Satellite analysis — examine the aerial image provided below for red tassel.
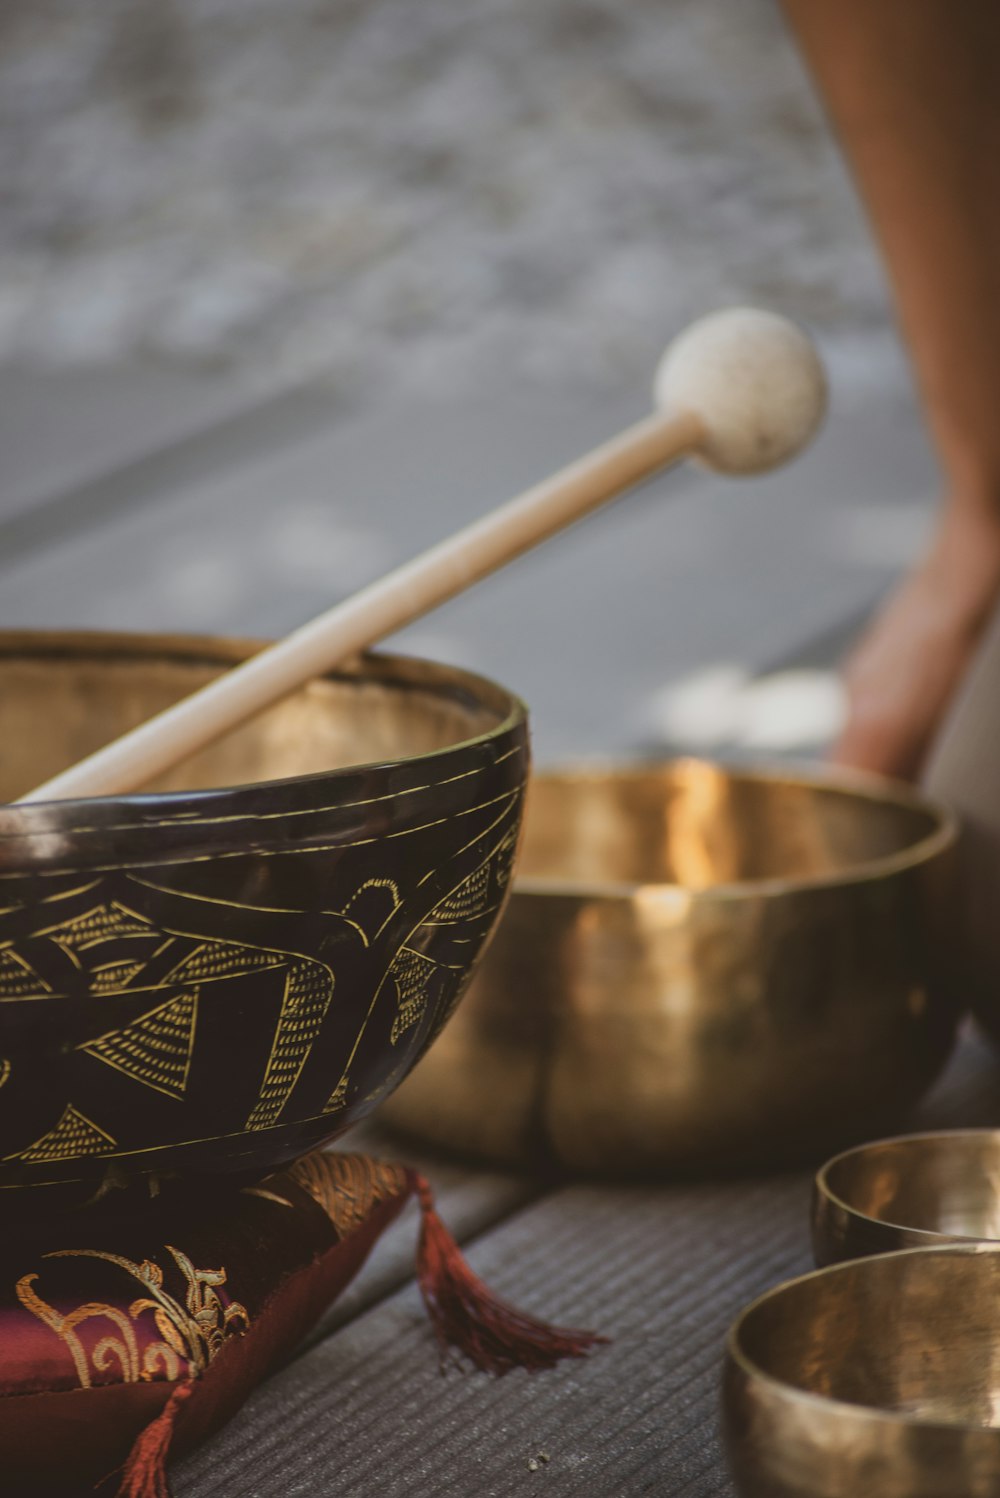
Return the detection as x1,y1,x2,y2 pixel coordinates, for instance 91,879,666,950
409,1170,607,1376
115,1378,195,1498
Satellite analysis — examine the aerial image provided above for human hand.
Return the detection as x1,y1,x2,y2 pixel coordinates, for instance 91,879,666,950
832,511,1000,780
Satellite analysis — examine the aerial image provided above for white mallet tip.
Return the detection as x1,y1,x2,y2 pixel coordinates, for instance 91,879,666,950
654,307,827,475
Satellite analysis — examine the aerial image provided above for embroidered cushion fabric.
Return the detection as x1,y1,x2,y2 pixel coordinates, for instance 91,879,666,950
0,1153,410,1495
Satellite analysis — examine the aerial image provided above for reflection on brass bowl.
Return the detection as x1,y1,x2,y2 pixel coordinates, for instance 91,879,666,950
0,631,528,1209
381,761,959,1174
724,1246,1000,1498
813,1129,1000,1266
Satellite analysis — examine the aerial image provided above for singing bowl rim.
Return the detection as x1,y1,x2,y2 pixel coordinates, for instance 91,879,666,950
514,757,957,902
815,1128,1000,1248
0,628,528,855
727,1242,1000,1436
0,628,531,1198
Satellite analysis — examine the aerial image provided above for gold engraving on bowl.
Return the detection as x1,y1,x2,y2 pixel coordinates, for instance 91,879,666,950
323,1077,349,1113
244,957,335,1131
12,1105,117,1163
90,960,147,995
337,878,402,944
388,948,448,1045
0,946,50,996
321,809,521,1112
79,989,200,1101
0,879,337,1146
42,899,158,954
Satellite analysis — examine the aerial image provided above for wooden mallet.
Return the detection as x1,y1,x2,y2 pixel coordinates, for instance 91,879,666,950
20,308,826,805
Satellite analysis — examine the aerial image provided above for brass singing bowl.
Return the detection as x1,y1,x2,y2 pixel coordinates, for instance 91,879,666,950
724,1245,1000,1498
813,1129,1000,1266
381,762,959,1173
0,630,528,1208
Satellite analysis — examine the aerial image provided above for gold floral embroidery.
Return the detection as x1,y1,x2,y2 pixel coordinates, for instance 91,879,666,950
288,1151,408,1237
15,1244,249,1390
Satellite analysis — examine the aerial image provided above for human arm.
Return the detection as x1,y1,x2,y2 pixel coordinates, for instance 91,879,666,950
780,0,1000,778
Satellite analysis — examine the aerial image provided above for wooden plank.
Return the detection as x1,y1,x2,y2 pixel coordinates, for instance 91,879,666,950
177,1026,1000,1498
315,1122,540,1347
179,1169,809,1498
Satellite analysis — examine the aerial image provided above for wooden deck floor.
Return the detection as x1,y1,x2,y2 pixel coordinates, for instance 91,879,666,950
174,1030,1000,1498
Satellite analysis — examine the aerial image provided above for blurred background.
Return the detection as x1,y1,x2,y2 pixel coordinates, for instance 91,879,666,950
0,0,937,761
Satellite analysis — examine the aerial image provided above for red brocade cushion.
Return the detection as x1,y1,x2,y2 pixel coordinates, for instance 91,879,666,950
0,1153,412,1495
0,1152,603,1497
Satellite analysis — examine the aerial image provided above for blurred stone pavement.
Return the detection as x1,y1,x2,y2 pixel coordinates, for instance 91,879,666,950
0,0,939,761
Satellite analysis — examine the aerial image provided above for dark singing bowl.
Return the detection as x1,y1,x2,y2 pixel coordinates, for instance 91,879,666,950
724,1245,1000,1498
0,631,528,1207
383,761,959,1173
813,1129,1000,1266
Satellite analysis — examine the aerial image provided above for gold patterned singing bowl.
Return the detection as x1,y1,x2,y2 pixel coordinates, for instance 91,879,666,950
381,762,959,1173
813,1129,1000,1266
0,630,529,1209
724,1245,1000,1498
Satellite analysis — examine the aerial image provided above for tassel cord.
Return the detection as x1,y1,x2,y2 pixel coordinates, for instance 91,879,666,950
409,1170,607,1377
98,1160,606,1496
114,1377,195,1498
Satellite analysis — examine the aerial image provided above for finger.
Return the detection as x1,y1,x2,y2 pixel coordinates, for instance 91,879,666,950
831,705,931,781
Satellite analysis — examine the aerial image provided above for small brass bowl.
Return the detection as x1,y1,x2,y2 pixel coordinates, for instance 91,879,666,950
724,1245,1000,1498
813,1129,1000,1266
0,630,528,1207
382,761,958,1173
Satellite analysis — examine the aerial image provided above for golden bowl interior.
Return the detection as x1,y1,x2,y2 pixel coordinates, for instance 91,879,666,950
384,760,958,1175
516,761,950,892
732,1245,1000,1427
819,1130,1000,1246
0,631,505,801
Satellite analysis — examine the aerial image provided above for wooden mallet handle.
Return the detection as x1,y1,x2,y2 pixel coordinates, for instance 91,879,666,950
20,308,825,804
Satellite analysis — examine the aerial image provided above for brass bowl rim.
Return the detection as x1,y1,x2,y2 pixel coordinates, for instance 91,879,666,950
816,1128,1000,1247
515,756,957,902
727,1242,1000,1434
0,627,529,819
